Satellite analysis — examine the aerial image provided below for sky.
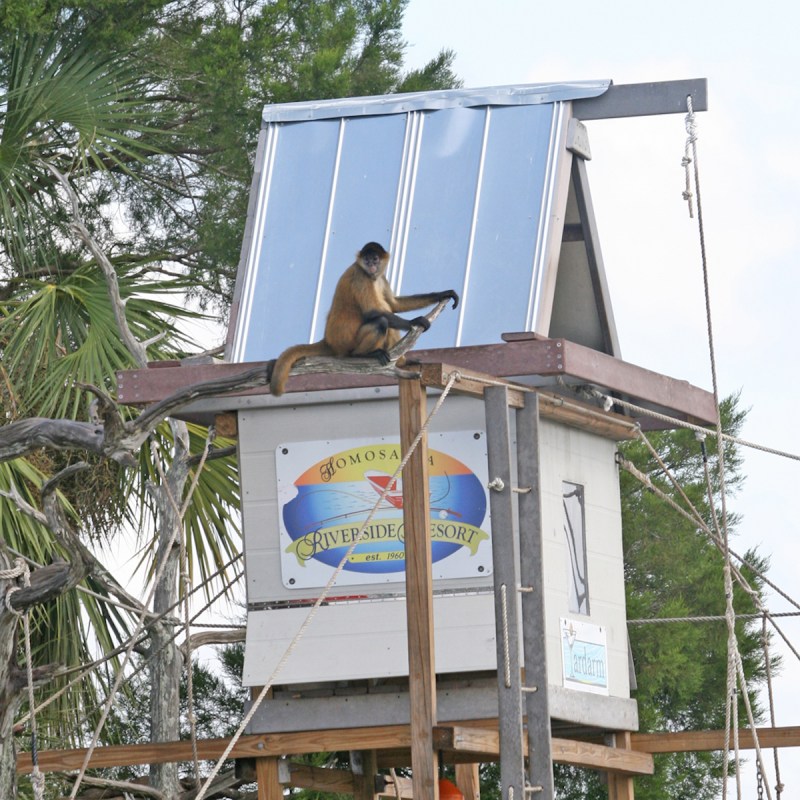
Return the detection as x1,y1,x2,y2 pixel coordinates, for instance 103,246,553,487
401,0,800,795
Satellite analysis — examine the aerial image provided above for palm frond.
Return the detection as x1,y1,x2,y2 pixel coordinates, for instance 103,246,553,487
131,422,241,603
0,264,203,419
1,26,169,269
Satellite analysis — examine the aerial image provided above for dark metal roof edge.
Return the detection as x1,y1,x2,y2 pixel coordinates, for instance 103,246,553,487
261,80,612,123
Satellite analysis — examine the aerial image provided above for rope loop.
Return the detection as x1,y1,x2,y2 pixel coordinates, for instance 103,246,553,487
2,558,30,616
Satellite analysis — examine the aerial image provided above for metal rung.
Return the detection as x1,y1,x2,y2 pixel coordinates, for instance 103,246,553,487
525,785,543,794
518,586,534,593
521,685,538,693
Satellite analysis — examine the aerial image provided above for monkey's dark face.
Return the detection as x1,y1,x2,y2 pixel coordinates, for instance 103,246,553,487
358,242,388,278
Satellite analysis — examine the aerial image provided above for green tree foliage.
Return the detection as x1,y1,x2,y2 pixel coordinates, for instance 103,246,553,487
0,0,457,755
0,0,460,311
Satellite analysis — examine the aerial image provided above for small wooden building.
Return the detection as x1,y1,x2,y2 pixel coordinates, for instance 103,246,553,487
119,78,715,799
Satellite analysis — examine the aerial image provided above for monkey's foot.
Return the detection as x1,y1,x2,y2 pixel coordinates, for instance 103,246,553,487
362,348,392,366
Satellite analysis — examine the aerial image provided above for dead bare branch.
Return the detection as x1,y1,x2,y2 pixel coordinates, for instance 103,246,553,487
180,627,245,657
0,418,105,462
0,484,48,527
131,364,270,434
47,165,148,368
68,773,166,799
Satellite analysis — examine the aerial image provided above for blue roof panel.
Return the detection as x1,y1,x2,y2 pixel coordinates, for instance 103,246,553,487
229,81,611,362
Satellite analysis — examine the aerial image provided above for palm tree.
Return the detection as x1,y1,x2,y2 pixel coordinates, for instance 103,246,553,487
0,26,241,799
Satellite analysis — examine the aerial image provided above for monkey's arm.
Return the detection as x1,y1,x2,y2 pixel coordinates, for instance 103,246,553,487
362,309,431,331
390,289,459,312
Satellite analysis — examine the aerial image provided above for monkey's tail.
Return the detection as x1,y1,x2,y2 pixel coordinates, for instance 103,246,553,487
270,341,333,396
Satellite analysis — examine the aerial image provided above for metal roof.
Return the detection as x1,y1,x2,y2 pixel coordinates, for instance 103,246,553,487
227,81,612,363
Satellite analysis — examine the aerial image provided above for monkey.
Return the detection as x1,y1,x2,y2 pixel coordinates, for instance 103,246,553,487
269,241,459,396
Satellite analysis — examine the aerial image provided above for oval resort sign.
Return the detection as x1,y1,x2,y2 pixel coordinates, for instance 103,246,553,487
276,433,491,588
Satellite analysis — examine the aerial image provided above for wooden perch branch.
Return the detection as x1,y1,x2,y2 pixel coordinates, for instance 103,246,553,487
1,281,452,473
131,364,270,435
68,774,166,799
277,297,452,384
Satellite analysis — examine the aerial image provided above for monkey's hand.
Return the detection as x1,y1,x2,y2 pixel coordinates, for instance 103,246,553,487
437,289,459,309
410,315,431,331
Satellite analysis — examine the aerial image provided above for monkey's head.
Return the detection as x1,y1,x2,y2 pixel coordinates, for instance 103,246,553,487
357,242,389,278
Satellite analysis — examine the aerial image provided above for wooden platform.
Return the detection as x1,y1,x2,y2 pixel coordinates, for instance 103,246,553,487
16,723,654,777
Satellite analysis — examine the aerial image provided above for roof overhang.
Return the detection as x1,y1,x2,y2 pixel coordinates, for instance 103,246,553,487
116,334,716,434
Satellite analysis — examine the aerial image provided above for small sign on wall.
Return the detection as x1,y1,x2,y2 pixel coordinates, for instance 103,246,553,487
276,432,492,589
560,617,609,695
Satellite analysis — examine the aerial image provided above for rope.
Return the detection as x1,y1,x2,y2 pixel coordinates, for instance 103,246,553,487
619,452,800,669
620,446,786,797
194,371,461,800
684,95,770,800
500,584,511,688
586,387,800,463
761,615,784,798
14,555,242,729
2,559,45,800
618,444,799,615
628,610,800,625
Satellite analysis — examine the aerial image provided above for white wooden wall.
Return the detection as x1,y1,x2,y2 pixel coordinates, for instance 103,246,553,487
239,391,631,706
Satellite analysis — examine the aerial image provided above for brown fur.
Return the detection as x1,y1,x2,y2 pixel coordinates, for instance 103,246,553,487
269,242,458,395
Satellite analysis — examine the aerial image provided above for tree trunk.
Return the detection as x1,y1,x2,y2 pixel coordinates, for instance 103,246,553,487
148,421,191,799
0,553,21,798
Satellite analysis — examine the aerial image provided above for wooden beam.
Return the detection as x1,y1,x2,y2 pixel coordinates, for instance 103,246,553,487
116,337,716,428
17,729,413,774
631,725,800,753
608,771,635,800
433,726,501,755
455,763,481,800
18,727,655,777
256,757,282,800
281,762,355,794
419,362,639,441
353,750,378,800
551,738,653,776
571,78,708,120
380,772,415,799
418,364,525,408
399,377,439,800
607,732,635,800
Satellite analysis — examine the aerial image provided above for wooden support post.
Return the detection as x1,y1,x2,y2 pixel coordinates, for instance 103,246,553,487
455,763,481,800
607,733,635,800
256,756,282,800
484,385,526,800
516,393,554,799
352,750,378,800
399,377,439,800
